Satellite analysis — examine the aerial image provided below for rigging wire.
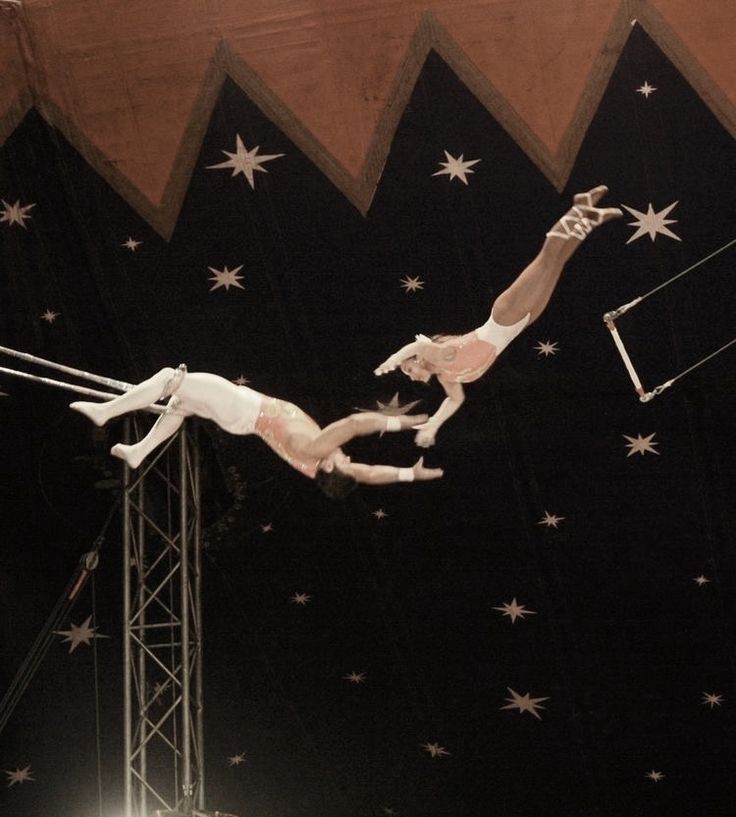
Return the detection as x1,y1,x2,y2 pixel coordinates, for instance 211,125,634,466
0,499,119,735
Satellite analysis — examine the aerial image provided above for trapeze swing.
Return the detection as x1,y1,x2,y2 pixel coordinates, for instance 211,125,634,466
603,238,736,402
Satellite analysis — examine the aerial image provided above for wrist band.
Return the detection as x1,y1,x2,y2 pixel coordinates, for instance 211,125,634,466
398,467,414,482
385,416,402,431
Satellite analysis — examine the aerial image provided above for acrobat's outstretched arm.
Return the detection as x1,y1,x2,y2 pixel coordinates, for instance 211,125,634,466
302,411,429,460
346,457,443,485
412,379,465,448
374,335,446,375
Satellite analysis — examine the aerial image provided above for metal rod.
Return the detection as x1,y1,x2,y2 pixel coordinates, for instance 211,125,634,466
0,343,133,391
138,478,148,817
193,426,205,810
0,365,168,413
179,430,192,803
122,420,133,817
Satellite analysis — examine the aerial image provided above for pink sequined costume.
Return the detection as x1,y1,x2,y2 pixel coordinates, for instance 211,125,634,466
428,310,530,383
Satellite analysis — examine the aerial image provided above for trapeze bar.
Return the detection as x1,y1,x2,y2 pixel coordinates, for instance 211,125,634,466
604,319,647,399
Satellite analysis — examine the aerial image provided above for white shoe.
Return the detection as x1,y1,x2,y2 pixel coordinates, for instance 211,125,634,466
111,443,143,469
546,185,622,241
70,400,108,427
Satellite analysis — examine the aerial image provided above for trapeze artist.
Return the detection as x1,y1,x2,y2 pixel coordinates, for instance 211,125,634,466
70,368,443,498
374,185,623,446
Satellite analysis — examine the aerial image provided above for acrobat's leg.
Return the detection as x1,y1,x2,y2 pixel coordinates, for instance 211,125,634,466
492,185,622,325
70,367,181,427
110,399,186,469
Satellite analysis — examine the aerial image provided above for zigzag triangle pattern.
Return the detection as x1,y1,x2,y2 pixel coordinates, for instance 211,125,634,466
0,0,734,239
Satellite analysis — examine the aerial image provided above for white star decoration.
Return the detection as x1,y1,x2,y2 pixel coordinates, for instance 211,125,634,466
646,769,665,782
622,202,681,243
693,574,710,586
623,432,660,457
344,671,367,684
501,688,549,720
121,237,142,251
494,598,537,624
636,81,657,98
0,199,35,228
228,753,246,766
290,592,311,605
152,680,170,703
432,151,480,185
534,340,559,357
207,135,284,189
538,511,565,528
54,615,110,653
232,374,249,386
260,522,273,533
400,275,424,293
208,265,245,292
40,309,60,323
702,692,723,708
421,742,450,758
372,508,388,520
4,766,34,787
357,392,422,416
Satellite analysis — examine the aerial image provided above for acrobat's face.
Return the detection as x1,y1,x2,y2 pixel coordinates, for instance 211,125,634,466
400,358,432,383
320,449,352,473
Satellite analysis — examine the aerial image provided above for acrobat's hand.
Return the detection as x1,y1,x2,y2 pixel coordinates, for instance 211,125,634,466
374,354,403,376
411,420,438,448
412,456,443,481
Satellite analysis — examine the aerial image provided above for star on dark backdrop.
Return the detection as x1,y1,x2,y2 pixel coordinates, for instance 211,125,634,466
4,766,34,787
53,616,110,653
636,80,657,98
501,689,549,720
622,201,681,243
207,135,285,189
432,151,481,184
0,199,35,228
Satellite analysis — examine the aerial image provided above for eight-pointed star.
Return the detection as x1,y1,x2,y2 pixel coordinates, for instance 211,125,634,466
432,151,481,185
54,615,110,653
501,688,549,720
623,432,660,456
622,202,680,243
208,265,245,292
207,135,284,189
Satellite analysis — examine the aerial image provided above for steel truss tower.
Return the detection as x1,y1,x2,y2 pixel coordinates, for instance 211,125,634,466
122,423,205,817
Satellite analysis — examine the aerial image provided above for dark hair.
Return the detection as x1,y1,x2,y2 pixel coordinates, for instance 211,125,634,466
314,468,359,500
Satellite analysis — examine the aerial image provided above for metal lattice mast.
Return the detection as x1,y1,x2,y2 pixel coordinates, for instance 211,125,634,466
123,422,204,817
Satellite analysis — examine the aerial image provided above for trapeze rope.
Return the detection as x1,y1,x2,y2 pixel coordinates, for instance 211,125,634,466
603,237,736,401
